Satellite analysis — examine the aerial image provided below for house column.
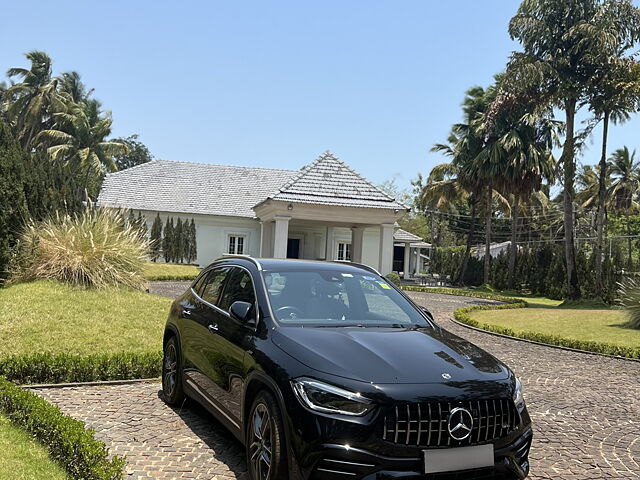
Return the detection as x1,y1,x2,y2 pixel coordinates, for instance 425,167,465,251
378,223,394,275
273,216,291,259
325,226,335,261
415,248,421,275
259,220,274,257
351,226,365,263
403,242,411,279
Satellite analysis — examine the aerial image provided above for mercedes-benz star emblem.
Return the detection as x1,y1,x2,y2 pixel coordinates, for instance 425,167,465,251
441,373,451,380
447,407,473,441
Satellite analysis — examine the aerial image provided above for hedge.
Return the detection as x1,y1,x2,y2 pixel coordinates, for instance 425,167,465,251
0,377,125,479
0,351,162,385
403,285,640,359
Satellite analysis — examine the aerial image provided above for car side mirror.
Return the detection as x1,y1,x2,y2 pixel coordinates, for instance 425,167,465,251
229,301,255,326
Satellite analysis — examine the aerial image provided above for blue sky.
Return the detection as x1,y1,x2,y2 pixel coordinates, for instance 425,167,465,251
2,1,639,191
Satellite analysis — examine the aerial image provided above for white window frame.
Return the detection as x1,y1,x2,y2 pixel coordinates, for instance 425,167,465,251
336,241,351,261
227,234,247,255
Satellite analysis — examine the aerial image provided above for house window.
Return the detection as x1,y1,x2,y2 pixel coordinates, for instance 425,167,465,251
228,235,245,255
337,242,351,261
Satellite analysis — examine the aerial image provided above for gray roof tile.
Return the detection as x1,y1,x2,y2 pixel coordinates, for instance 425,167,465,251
97,160,296,217
266,151,407,210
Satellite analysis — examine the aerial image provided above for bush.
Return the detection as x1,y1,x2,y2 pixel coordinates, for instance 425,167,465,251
0,377,125,479
386,272,402,286
617,277,640,329
453,302,640,359
10,207,149,289
0,352,162,385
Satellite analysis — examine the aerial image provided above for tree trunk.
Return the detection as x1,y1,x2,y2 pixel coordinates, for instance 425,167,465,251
508,195,519,290
457,197,477,286
562,99,581,300
483,187,492,286
627,209,633,269
595,110,609,298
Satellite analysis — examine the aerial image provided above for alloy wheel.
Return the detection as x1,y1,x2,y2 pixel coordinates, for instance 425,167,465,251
163,343,177,397
249,403,273,480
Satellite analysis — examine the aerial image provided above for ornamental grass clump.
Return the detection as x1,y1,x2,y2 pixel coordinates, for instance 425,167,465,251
11,208,149,289
617,278,640,329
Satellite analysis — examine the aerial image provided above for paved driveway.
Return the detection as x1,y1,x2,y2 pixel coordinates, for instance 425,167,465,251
32,288,640,479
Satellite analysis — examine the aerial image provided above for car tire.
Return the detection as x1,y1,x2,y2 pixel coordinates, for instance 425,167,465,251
162,336,185,405
246,390,287,480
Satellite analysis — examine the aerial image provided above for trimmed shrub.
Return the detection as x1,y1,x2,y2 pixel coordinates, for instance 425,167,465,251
0,377,125,479
0,352,161,385
10,207,149,289
453,302,640,359
386,272,402,286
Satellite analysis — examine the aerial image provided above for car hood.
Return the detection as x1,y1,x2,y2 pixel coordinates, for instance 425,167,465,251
272,326,510,384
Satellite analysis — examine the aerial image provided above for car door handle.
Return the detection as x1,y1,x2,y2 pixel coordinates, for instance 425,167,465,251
208,324,219,333
181,309,192,317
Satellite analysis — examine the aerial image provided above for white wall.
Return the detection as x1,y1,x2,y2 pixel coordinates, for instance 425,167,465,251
136,210,260,267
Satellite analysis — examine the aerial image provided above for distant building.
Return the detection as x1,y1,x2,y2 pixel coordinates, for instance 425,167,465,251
98,151,423,275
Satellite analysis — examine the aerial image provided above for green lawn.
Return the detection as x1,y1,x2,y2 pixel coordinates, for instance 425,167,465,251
0,280,172,356
0,415,67,480
469,304,640,350
143,262,200,281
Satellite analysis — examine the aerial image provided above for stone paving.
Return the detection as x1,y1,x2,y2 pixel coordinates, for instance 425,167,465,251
31,288,640,479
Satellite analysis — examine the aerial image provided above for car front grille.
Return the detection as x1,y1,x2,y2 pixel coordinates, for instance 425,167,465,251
382,399,520,447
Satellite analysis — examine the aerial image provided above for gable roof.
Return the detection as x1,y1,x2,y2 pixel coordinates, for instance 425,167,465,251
97,160,296,218
394,228,422,242
261,151,407,210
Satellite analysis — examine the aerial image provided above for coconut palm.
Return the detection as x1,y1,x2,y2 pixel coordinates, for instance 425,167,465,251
34,100,127,199
609,146,640,267
59,71,94,104
506,0,640,299
3,51,67,150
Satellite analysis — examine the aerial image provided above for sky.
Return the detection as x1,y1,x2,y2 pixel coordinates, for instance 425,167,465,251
2,1,639,192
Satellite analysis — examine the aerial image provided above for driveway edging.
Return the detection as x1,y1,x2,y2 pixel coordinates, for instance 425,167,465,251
449,316,640,363
24,377,161,390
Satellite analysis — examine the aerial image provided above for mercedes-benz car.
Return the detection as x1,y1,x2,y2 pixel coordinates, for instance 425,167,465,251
162,257,532,480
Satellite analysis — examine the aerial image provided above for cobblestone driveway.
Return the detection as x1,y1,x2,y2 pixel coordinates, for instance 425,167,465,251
32,288,640,479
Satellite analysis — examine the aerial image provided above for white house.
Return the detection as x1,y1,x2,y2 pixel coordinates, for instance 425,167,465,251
97,151,422,275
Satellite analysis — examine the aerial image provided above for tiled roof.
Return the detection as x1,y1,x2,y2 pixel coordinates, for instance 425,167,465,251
394,228,423,242
263,151,407,210
97,160,296,218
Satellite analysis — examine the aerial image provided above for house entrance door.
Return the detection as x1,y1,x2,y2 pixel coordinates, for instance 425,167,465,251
287,238,300,258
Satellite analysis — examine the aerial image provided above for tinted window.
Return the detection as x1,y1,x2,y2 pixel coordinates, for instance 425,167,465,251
220,268,256,311
199,268,228,306
192,271,208,296
262,269,428,327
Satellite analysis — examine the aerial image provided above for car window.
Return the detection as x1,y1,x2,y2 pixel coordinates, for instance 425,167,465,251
262,269,429,327
199,268,228,306
219,267,256,312
192,271,208,296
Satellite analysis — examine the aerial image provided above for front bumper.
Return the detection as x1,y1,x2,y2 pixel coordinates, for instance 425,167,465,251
306,427,532,479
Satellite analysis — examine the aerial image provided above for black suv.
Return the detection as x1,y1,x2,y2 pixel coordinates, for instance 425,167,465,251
162,257,532,480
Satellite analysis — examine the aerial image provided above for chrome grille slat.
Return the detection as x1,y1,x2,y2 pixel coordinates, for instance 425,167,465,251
382,399,519,447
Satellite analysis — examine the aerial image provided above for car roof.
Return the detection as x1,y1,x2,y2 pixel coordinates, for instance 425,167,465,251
213,256,380,275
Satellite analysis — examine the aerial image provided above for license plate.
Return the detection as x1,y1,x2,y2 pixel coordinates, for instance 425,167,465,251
423,444,494,474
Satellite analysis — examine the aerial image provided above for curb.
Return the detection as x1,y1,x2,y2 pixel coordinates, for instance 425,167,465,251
23,377,161,389
449,317,640,363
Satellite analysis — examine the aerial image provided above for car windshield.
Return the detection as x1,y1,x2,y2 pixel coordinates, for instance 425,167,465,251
262,269,431,327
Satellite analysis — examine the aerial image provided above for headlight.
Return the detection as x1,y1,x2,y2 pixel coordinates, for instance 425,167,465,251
513,377,525,409
291,378,373,416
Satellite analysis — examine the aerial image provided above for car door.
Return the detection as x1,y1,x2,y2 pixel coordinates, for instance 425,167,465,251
181,267,229,394
200,266,257,423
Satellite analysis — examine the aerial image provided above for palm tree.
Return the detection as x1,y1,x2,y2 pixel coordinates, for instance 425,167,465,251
3,51,67,150
59,71,93,104
609,146,640,267
34,100,127,199
506,0,640,299
577,164,606,210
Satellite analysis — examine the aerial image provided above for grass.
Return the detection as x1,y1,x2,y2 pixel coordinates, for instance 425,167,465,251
143,262,200,281
469,300,640,350
0,415,67,480
0,280,172,356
